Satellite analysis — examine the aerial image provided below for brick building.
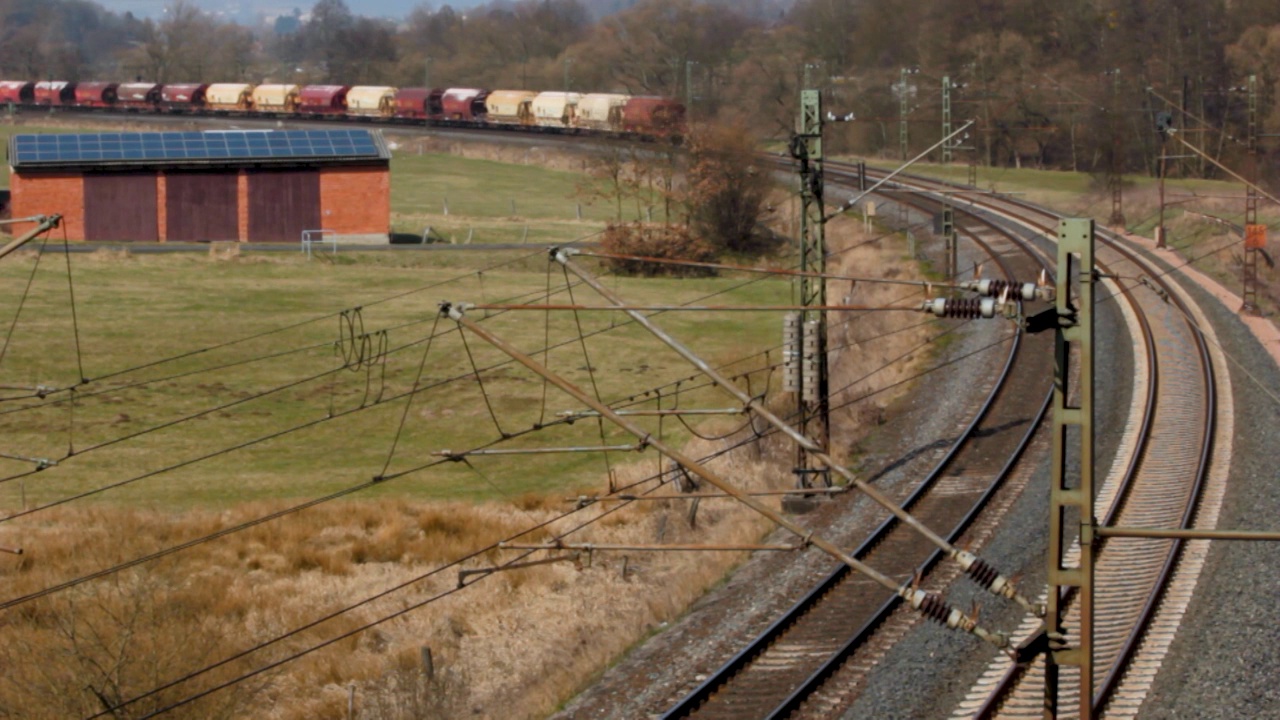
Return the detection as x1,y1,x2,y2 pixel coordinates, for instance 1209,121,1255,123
7,129,391,243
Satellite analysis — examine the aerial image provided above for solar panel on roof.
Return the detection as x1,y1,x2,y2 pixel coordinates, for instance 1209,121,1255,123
9,129,386,168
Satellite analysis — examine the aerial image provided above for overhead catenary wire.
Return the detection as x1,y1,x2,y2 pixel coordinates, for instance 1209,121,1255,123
80,301,1018,719
0,236,48,372
60,225,86,383
5,267,794,589
552,249,1042,616
445,301,1012,649
0,148,1018,712
561,263,618,480
0,264,778,504
4,247,551,409
16,288,973,612
30,204,998,707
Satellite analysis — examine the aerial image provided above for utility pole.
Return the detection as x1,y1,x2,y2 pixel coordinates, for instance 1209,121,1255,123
425,56,432,89
1155,101,1172,249
942,201,957,280
791,87,829,487
942,75,953,164
564,57,572,94
1242,73,1261,314
1044,218,1096,719
1106,70,1125,228
899,67,917,161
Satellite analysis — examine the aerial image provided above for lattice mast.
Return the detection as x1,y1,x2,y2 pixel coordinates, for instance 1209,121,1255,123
1243,74,1261,314
792,88,830,483
1107,71,1125,228
942,75,954,165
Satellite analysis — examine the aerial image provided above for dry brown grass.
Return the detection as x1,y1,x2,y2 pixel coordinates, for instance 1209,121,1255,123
824,215,935,465
0,215,931,720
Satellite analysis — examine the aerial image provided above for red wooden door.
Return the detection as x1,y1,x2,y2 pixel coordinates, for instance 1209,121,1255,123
247,169,320,242
166,171,238,241
84,173,158,241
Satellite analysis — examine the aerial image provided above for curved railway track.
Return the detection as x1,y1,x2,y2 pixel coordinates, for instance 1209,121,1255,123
662,167,1059,719
930,189,1221,720
665,162,1223,719
21,107,1231,716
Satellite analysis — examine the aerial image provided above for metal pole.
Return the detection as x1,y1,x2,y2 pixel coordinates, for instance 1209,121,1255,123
551,250,1042,616
1107,70,1125,228
499,542,801,552
795,87,828,486
0,215,61,262
1157,136,1167,248
900,67,910,160
442,301,1010,649
942,75,953,164
943,201,957,280
1098,527,1280,541
1243,74,1260,314
1044,218,1096,719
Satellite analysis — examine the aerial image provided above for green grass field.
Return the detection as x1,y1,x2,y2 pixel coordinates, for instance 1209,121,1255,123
0,249,789,511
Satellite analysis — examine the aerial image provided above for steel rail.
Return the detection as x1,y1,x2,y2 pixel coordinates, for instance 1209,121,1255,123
663,180,1051,718
556,250,1043,617
444,303,1011,649
872,165,1215,718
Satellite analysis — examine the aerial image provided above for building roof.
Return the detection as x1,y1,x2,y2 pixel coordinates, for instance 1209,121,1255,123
8,129,391,171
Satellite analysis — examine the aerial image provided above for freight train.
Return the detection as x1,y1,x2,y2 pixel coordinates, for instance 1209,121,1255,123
0,80,685,139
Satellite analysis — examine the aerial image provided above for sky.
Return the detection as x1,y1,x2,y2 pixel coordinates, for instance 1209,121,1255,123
94,0,488,22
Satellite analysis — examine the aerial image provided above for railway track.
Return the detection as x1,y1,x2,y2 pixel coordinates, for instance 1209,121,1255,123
22,107,1232,716
663,163,1224,719
661,166,1059,719
934,191,1223,720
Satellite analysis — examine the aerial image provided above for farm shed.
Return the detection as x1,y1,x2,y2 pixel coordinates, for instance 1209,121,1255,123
8,129,391,243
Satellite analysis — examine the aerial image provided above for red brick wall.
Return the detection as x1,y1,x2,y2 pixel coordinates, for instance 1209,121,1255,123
156,172,167,242
10,172,85,240
237,170,249,242
318,166,389,235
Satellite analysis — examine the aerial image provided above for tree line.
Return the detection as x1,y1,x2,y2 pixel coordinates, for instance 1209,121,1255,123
1,0,1278,179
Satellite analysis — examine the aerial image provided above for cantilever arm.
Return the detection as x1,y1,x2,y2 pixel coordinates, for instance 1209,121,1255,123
0,214,62,262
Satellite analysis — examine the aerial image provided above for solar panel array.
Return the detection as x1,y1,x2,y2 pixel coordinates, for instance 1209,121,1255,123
10,129,385,167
